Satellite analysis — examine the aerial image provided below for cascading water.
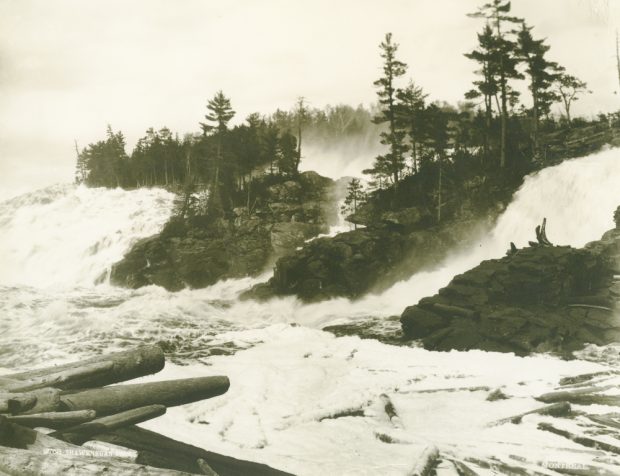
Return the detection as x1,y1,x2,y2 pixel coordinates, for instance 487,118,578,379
1,148,620,475
0,184,175,287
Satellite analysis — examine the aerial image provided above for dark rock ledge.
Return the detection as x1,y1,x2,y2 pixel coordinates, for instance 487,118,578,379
400,207,620,355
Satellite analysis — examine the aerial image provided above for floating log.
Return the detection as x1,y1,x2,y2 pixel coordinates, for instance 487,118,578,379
559,371,619,387
409,445,439,476
4,361,114,393
536,385,613,403
7,410,96,429
586,413,620,430
3,345,165,390
487,402,571,427
538,422,620,455
60,377,230,416
53,405,166,445
0,392,37,414
0,446,193,475
94,425,295,476
553,395,620,406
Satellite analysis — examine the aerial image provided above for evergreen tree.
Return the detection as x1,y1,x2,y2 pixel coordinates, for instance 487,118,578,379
468,1,523,168
396,80,427,173
341,178,367,229
464,24,499,160
517,22,562,155
278,131,297,176
200,91,235,217
294,97,308,175
370,33,409,185
261,123,280,175
555,73,589,125
423,104,451,222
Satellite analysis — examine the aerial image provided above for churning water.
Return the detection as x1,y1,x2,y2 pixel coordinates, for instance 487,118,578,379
1,148,620,474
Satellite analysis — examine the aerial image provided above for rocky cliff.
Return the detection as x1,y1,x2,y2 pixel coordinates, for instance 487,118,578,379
110,172,336,291
400,208,620,355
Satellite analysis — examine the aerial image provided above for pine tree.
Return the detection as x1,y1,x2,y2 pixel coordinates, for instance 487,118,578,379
423,104,451,222
294,97,308,175
555,73,589,125
517,22,562,155
341,178,367,229
278,131,297,176
464,24,499,161
370,33,409,185
468,1,523,168
396,80,427,173
200,91,235,217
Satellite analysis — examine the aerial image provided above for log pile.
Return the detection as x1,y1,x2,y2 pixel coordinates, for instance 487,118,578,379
0,345,292,476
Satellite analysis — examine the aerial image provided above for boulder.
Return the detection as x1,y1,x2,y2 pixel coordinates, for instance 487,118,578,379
400,242,616,355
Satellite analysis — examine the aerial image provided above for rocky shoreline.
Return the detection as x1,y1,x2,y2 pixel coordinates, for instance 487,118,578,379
400,207,620,356
109,172,336,291
244,213,494,302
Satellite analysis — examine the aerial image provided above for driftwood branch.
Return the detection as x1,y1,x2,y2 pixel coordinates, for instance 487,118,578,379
529,217,553,247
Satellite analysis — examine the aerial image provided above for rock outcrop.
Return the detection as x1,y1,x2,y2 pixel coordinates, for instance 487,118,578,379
400,210,620,355
110,172,335,291
244,216,492,302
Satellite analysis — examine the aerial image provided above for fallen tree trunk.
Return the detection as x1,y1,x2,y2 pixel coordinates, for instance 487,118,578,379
7,410,96,429
3,345,165,390
53,405,166,444
538,422,620,455
4,361,114,393
487,402,571,427
59,377,229,416
536,385,613,403
0,446,194,476
94,425,294,476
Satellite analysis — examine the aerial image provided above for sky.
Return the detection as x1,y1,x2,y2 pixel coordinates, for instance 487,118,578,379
0,0,619,199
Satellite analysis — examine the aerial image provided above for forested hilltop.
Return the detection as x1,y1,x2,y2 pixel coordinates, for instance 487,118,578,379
84,0,620,294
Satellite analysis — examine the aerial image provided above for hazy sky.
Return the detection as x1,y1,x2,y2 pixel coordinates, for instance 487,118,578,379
1,0,618,199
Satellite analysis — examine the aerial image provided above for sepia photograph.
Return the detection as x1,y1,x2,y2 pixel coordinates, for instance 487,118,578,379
1,0,620,474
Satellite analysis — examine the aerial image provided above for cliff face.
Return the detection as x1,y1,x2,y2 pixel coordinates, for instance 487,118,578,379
400,208,620,355
245,215,490,302
110,172,336,291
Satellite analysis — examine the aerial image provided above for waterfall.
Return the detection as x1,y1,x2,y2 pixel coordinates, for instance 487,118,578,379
0,184,174,288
